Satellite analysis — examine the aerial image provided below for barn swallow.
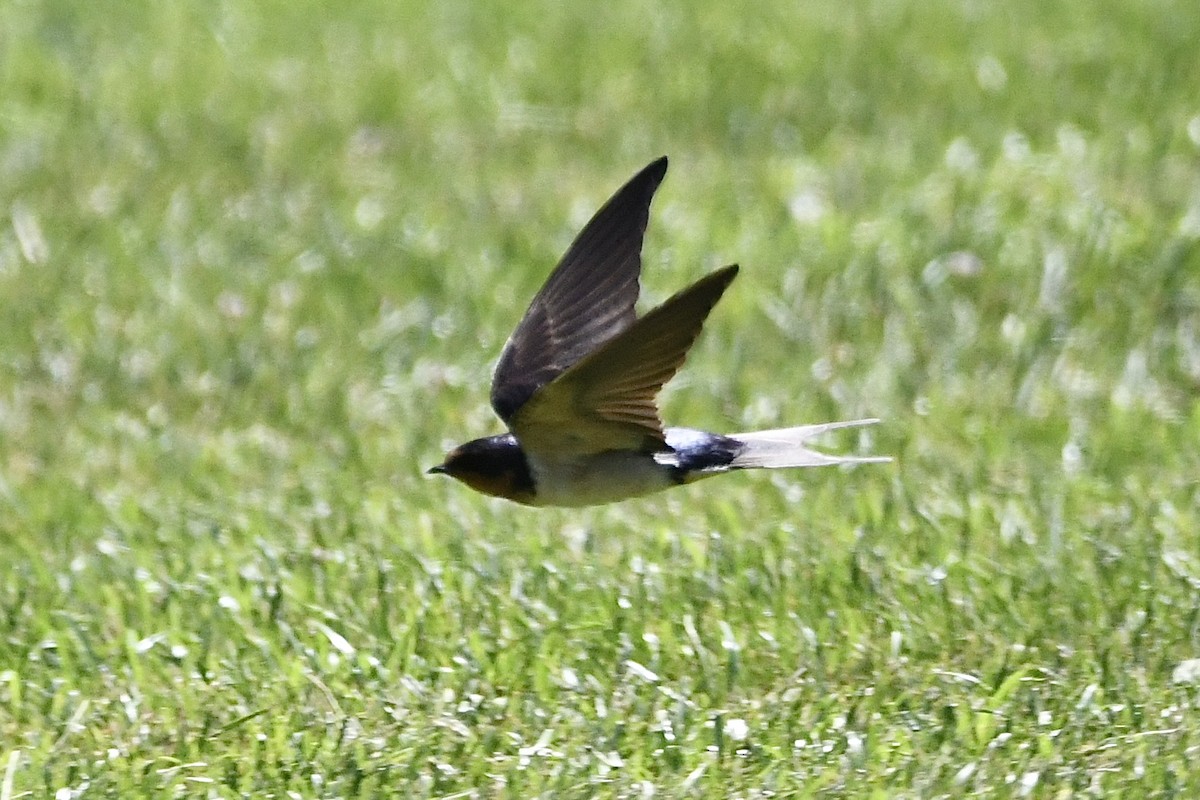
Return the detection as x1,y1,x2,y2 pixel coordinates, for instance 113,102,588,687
429,156,889,506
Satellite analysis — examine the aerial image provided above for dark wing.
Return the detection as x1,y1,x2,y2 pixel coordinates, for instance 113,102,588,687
508,265,739,457
490,157,669,422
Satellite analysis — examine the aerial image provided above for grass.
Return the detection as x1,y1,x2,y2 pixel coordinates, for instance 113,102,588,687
2,0,1199,796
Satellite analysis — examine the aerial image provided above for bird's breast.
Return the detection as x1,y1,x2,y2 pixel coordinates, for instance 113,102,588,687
525,449,678,507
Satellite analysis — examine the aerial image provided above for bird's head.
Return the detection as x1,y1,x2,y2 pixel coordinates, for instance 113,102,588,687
427,434,536,505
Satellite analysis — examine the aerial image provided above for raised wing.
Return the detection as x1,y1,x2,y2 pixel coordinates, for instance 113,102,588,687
490,157,669,422
508,265,739,457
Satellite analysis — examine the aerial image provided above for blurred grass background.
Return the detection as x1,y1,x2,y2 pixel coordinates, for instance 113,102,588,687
2,0,1199,795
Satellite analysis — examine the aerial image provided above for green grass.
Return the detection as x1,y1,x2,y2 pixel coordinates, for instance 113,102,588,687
3,0,1200,796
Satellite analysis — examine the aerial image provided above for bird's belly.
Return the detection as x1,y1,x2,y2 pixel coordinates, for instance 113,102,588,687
526,450,677,507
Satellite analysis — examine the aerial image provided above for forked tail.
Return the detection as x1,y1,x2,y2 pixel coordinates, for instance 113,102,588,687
729,419,891,469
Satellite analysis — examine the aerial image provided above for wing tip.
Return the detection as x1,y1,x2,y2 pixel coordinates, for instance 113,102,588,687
692,263,740,296
634,156,669,190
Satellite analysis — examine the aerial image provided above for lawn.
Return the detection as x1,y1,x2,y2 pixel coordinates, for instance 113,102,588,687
2,0,1199,796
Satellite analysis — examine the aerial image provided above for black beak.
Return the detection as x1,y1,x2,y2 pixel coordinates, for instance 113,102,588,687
427,465,446,475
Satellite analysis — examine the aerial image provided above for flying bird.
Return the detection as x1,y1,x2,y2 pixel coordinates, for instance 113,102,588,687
429,157,889,506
